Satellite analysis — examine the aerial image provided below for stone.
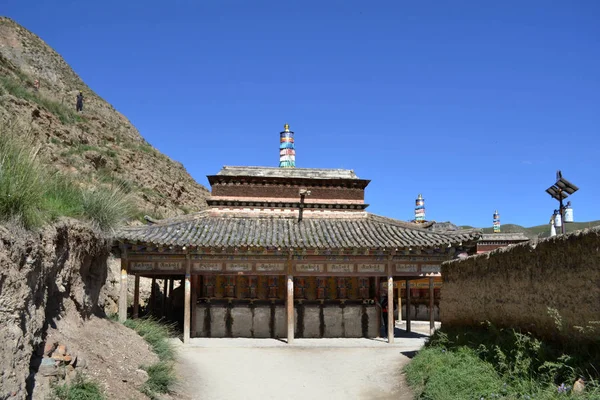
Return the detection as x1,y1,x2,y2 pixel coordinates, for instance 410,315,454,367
38,364,59,377
56,344,67,356
44,342,56,356
50,353,72,362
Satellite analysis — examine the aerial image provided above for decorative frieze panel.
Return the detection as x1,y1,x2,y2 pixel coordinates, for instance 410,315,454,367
357,263,385,273
256,263,285,272
193,263,222,272
226,263,252,272
395,264,419,273
130,261,154,271
421,265,441,273
158,262,182,271
296,264,324,273
327,264,354,273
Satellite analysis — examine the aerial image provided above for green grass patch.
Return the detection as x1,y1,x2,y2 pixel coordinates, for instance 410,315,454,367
0,127,46,228
51,373,106,400
124,317,177,398
142,361,176,398
405,325,600,399
0,123,136,230
81,185,134,232
123,317,176,362
405,346,505,400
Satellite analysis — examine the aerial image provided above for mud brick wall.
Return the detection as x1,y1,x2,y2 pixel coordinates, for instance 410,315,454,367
441,227,600,341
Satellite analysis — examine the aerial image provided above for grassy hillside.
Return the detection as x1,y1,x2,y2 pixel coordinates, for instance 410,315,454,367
462,221,600,239
0,16,209,224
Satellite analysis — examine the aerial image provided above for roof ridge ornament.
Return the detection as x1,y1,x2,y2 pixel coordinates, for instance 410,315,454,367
279,123,295,168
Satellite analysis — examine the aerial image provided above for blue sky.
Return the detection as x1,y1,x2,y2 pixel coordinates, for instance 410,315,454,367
4,1,599,227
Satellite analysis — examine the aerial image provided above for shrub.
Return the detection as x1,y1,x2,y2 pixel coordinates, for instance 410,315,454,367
123,317,176,362
81,185,134,232
0,125,45,228
142,361,176,396
405,326,600,399
43,172,84,221
51,373,106,400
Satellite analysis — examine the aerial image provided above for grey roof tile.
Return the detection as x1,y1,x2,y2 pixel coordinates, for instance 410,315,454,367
118,211,482,249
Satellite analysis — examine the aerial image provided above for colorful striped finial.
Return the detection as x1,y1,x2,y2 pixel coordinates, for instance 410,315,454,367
279,124,295,168
415,194,425,223
493,210,501,233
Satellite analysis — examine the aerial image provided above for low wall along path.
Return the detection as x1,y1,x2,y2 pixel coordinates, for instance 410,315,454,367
441,227,600,341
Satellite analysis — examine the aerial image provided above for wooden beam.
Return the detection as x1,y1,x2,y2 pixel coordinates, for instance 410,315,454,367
118,245,128,323
387,275,394,343
429,277,435,335
287,275,294,344
184,253,191,344
405,279,411,333
133,274,140,319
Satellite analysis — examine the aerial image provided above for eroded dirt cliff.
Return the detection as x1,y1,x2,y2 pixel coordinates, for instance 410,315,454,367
0,16,209,219
0,220,157,400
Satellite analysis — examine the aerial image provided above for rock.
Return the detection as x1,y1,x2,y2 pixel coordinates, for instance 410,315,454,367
76,357,87,369
38,364,59,377
44,342,56,356
573,378,585,394
135,368,149,380
51,353,72,363
56,344,67,355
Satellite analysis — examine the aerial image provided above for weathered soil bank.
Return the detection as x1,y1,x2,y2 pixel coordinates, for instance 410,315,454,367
0,220,157,400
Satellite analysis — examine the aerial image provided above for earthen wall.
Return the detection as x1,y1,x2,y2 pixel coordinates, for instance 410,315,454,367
441,227,600,341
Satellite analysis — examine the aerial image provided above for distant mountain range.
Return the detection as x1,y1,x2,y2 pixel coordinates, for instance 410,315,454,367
461,221,600,239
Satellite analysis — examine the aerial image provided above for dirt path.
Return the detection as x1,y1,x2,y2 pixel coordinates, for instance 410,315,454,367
173,323,433,400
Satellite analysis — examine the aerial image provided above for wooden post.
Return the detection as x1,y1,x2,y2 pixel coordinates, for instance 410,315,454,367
191,275,198,338
133,274,140,319
118,246,128,323
169,278,175,315
374,277,381,336
162,279,168,318
429,277,435,335
405,279,411,333
149,278,156,316
397,284,402,325
387,275,394,343
287,275,294,344
184,253,191,344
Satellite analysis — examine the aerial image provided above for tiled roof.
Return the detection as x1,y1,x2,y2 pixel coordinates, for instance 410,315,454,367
214,166,359,180
117,211,481,249
480,233,530,242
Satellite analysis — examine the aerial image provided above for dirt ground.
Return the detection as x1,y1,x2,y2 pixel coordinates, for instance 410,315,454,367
173,322,437,400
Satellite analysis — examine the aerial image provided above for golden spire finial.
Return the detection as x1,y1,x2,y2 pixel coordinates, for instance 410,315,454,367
284,123,290,132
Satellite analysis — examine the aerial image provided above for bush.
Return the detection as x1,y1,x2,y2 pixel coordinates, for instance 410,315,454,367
51,373,106,400
123,317,176,362
0,123,135,231
142,361,176,397
81,185,134,232
405,346,505,400
43,172,84,220
0,125,45,228
405,326,600,399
